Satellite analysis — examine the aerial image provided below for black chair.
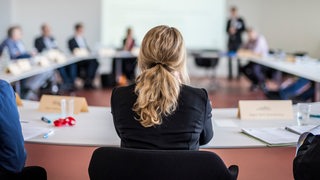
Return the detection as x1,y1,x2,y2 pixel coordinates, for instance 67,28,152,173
0,166,47,180
192,50,220,90
294,132,320,180
88,147,238,180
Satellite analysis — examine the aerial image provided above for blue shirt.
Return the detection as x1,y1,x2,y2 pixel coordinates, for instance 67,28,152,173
0,38,31,60
0,80,26,173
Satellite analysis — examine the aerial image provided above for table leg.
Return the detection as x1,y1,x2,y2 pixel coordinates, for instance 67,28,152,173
228,57,233,80
236,58,241,80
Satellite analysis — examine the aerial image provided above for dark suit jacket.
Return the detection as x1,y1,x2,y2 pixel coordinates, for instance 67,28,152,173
34,36,57,53
226,17,246,51
68,37,90,53
111,84,213,150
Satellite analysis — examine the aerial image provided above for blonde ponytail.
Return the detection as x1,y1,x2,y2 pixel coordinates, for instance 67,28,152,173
133,25,189,127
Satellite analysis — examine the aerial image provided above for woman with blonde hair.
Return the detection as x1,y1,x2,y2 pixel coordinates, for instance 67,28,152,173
111,25,213,150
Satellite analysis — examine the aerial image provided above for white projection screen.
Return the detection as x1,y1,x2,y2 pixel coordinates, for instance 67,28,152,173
101,0,226,50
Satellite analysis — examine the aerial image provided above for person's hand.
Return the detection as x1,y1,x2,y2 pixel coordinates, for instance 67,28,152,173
229,27,236,35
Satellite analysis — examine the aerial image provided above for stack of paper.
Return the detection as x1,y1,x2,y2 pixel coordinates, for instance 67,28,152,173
242,127,300,146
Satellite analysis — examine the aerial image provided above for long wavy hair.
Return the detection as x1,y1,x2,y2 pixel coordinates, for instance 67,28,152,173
133,25,189,127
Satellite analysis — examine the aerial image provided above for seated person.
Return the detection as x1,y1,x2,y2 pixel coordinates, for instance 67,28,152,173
111,25,213,150
68,23,99,89
117,27,137,82
123,27,136,51
0,26,55,100
265,77,314,102
240,28,280,91
0,79,47,179
35,24,77,91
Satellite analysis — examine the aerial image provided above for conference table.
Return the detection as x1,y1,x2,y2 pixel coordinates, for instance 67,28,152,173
0,55,98,84
20,100,314,180
238,53,320,100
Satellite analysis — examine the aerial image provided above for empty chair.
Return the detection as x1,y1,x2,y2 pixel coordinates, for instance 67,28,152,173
88,147,238,180
192,50,220,90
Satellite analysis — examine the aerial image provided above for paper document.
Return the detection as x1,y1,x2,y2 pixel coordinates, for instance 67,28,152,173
242,127,299,146
21,123,51,140
285,125,319,135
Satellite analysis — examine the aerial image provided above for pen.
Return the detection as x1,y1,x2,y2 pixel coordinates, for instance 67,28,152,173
41,116,52,124
43,130,54,139
310,114,320,119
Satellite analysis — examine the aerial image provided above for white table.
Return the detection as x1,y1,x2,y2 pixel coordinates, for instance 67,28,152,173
240,55,320,100
0,56,97,83
20,100,309,180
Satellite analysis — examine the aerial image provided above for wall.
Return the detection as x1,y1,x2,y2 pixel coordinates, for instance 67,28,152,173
0,0,13,38
8,0,101,52
227,0,320,58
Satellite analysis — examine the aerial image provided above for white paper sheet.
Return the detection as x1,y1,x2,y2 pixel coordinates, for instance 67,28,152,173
242,127,299,145
21,123,51,140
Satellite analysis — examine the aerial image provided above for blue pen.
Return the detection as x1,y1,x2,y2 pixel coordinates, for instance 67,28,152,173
43,130,54,139
41,116,51,124
310,114,320,119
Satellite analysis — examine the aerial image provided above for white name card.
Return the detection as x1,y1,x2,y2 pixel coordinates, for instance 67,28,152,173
238,100,293,120
17,59,32,71
6,63,22,75
73,48,89,57
45,50,67,63
36,56,51,67
38,95,88,114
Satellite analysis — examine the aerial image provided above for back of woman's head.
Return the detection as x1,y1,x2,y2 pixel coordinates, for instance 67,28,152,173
133,25,189,128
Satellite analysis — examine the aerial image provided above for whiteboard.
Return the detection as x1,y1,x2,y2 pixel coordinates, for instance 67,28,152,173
101,0,226,50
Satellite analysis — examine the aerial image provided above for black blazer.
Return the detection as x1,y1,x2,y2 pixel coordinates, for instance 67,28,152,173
34,36,57,53
68,37,90,53
226,17,246,51
111,84,213,150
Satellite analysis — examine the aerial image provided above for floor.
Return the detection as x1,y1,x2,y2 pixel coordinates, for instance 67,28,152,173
72,77,267,108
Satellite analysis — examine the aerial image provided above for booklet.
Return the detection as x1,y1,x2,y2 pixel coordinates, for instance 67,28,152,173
242,127,300,146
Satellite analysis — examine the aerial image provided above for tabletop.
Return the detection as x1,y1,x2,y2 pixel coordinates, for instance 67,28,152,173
20,100,310,149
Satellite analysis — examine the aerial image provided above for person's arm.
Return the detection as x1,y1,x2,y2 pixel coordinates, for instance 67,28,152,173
0,80,26,173
68,38,76,53
34,38,43,53
110,87,121,137
238,18,246,33
226,19,231,34
199,89,214,145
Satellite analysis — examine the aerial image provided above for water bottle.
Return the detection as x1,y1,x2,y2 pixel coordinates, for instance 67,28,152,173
1,46,11,71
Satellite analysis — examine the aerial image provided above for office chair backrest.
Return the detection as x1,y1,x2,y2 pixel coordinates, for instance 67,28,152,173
193,50,220,68
294,133,320,180
88,147,238,180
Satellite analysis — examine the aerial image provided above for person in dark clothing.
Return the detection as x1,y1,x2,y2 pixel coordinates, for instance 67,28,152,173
122,27,136,51
226,6,246,80
111,25,213,150
34,24,77,91
68,23,99,89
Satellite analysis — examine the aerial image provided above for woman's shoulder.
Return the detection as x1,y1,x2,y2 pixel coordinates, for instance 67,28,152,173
111,84,137,101
113,84,135,94
181,84,208,99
